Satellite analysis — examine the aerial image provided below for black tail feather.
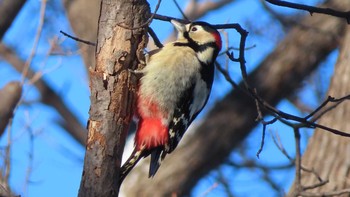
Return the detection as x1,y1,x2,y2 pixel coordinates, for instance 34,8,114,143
119,148,145,185
120,147,167,185
149,147,166,178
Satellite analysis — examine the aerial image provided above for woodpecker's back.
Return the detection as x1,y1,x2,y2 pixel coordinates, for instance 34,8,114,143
120,20,221,184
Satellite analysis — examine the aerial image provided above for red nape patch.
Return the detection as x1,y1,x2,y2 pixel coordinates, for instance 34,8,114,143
135,118,168,150
212,32,222,51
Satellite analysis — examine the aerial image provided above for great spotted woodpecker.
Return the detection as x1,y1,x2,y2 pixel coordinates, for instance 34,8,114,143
120,20,222,183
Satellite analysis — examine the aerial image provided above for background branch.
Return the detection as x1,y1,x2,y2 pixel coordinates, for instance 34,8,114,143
266,0,350,23
0,82,22,137
0,43,87,146
288,19,350,197
0,0,26,40
121,1,347,195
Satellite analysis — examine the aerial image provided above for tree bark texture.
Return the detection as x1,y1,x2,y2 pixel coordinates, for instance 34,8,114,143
288,24,350,197
78,1,149,197
121,0,348,196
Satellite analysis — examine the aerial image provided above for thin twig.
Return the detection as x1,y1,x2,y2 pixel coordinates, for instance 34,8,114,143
260,0,297,29
59,31,96,46
198,182,219,197
309,95,350,122
265,0,350,23
304,96,334,120
172,0,189,21
294,127,302,194
148,27,163,48
301,166,323,182
214,61,239,90
227,38,350,137
227,158,294,170
217,170,234,197
23,115,35,195
21,0,47,83
302,180,328,191
256,117,277,158
270,131,293,161
153,13,189,24
261,170,284,195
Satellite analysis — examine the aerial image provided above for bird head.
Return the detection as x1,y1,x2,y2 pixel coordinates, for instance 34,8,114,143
171,20,222,52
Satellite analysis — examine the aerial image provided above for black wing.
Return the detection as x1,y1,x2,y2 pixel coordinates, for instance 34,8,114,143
167,82,206,153
167,59,214,153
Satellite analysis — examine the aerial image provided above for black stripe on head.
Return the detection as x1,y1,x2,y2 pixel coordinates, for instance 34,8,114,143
174,40,217,52
183,31,190,40
174,24,199,50
191,21,221,51
173,39,199,52
174,21,219,50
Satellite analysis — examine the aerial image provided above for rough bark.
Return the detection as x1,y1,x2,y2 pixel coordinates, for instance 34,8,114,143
0,82,22,139
78,0,149,197
0,0,26,40
121,0,348,196
288,24,350,197
0,43,87,146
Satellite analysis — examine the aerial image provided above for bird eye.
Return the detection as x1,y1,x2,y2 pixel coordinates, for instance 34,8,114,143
191,27,197,32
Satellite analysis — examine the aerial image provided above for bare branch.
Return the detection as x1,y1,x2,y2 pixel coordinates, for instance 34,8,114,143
148,27,163,48
293,128,302,193
288,12,350,197
122,1,348,194
0,82,22,136
265,0,350,23
260,0,298,28
21,0,47,83
172,0,189,21
60,30,96,46
0,43,87,146
0,0,26,40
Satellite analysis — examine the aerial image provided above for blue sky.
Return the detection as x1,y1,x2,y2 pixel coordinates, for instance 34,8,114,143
0,0,334,196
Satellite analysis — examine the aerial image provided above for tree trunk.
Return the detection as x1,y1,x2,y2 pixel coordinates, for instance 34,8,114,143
120,0,348,196
78,1,149,196
288,24,350,197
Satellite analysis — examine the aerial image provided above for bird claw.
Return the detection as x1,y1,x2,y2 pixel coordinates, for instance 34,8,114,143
128,69,143,74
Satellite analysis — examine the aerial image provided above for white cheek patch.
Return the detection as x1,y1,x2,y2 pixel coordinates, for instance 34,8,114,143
197,47,214,64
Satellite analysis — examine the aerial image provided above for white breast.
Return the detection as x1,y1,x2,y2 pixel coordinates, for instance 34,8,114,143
138,43,201,122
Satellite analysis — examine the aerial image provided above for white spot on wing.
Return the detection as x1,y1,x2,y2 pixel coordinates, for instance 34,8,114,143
169,128,175,138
